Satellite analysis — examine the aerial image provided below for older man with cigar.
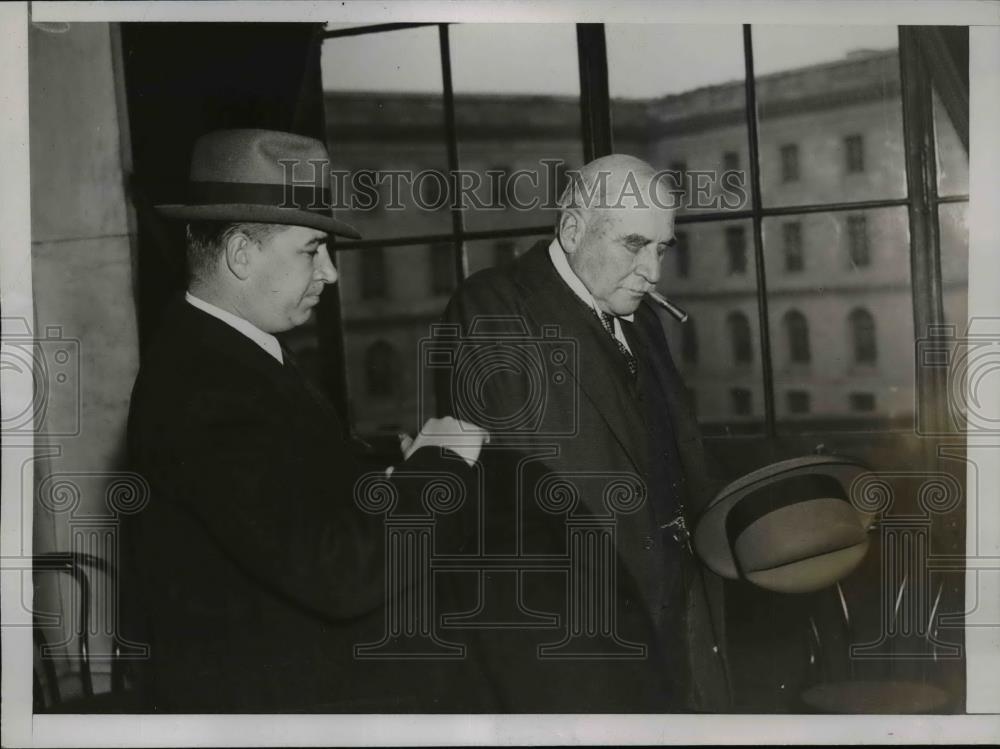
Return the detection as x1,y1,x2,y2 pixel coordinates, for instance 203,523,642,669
123,129,486,712
437,154,730,712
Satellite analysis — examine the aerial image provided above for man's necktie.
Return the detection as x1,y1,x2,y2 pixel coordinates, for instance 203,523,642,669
598,311,638,379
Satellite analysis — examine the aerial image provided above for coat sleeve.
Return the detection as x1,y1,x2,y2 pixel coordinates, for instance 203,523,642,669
137,380,477,623
436,273,538,426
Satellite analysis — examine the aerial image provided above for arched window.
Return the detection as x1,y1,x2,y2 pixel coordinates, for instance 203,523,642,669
681,318,698,364
849,308,877,364
727,311,752,364
364,340,398,397
783,309,811,364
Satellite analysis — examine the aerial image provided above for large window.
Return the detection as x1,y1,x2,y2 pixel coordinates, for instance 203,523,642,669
314,23,967,445
320,23,583,437
603,24,966,438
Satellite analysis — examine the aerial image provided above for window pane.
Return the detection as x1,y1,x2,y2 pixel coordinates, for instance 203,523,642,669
762,207,915,431
752,26,906,207
939,201,969,331
606,25,750,217
657,218,765,436
336,244,446,437
450,24,581,233
321,27,452,241
934,90,969,197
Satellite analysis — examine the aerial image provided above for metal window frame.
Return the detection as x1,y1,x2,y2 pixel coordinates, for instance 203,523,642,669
318,22,967,440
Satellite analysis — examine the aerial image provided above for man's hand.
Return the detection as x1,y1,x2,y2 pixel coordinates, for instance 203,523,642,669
400,416,489,467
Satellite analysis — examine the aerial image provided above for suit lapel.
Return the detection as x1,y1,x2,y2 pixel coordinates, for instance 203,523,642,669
513,247,680,621
176,299,316,410
514,243,648,478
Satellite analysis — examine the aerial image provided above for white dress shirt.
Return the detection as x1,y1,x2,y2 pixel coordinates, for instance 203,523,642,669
185,292,284,365
547,238,634,354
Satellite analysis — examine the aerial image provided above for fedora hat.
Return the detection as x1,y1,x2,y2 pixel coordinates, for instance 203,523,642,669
693,455,875,594
156,128,360,239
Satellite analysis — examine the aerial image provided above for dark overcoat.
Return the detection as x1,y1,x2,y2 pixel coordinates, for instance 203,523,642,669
434,240,731,712
123,297,480,712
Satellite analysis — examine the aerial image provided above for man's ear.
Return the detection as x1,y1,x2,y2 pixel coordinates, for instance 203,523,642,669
558,209,584,254
223,230,252,281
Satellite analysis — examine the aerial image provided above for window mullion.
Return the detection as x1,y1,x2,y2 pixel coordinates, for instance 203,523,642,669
576,24,612,161
438,24,467,282
742,24,777,439
306,24,351,425
899,27,947,436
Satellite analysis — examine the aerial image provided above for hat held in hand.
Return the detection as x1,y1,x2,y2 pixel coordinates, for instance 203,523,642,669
693,455,874,594
156,128,360,239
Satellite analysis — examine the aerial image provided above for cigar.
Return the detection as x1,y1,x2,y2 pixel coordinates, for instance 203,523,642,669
647,290,689,323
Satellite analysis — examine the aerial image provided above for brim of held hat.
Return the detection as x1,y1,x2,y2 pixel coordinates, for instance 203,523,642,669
155,203,361,240
692,454,874,581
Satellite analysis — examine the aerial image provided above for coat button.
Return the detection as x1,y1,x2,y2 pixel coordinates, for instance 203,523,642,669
641,535,654,550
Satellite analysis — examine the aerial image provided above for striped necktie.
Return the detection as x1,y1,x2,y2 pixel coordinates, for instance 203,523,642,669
598,311,638,379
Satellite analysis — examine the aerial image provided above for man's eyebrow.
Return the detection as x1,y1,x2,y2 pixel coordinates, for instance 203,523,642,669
664,236,677,248
304,236,326,248
619,233,651,245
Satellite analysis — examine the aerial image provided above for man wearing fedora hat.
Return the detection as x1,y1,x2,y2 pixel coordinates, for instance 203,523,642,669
123,129,488,712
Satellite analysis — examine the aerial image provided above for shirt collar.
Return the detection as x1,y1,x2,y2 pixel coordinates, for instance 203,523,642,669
547,238,635,322
185,292,284,364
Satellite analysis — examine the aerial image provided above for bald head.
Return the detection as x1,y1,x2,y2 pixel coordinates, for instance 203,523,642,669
557,154,676,217
555,154,677,316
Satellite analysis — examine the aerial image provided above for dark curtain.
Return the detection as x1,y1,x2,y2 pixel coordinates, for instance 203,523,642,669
119,22,327,349
915,26,969,153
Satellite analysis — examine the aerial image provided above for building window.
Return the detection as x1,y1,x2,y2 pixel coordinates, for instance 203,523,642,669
780,143,799,182
681,318,698,364
849,392,876,412
364,340,397,397
726,226,747,274
847,214,871,268
727,311,753,364
849,307,877,364
845,133,865,173
783,221,804,272
430,242,455,295
494,240,516,267
488,164,509,205
787,390,811,414
675,230,689,278
360,247,387,300
723,151,740,172
730,387,753,416
783,310,811,364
